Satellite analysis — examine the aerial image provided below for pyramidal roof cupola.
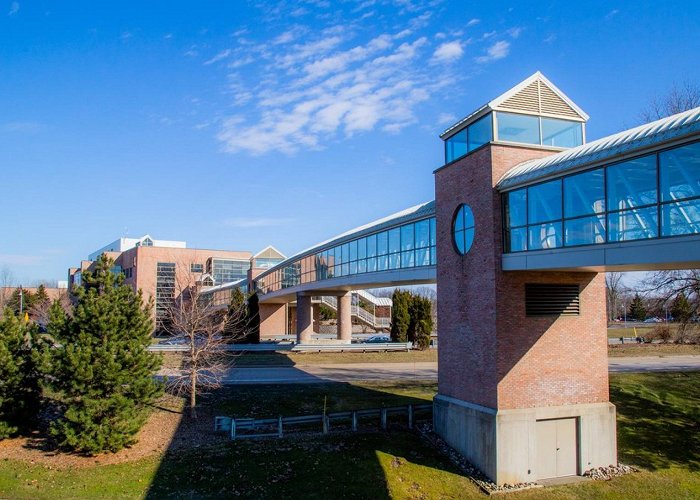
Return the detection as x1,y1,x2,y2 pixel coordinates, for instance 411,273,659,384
440,72,589,164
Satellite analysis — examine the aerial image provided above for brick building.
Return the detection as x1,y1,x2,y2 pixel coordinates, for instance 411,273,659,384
69,235,285,326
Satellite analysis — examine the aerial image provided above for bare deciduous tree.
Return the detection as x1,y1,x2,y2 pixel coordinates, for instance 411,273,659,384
605,272,626,322
29,288,72,327
163,263,249,418
639,80,700,122
641,81,700,329
0,266,15,313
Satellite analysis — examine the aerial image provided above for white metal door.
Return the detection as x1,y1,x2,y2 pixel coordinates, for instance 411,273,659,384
536,418,578,479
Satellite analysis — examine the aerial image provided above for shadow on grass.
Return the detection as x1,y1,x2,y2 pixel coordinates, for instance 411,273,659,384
611,372,700,472
233,351,298,367
142,379,471,499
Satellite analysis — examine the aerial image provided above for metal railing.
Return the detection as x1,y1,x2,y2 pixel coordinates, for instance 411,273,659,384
214,403,432,440
150,341,410,352
318,295,390,329
292,342,411,352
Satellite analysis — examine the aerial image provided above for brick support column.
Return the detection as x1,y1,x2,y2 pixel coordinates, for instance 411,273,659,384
433,143,616,485
296,294,313,343
336,292,352,342
258,303,288,339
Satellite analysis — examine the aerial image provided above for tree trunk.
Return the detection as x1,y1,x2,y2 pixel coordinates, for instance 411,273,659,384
190,368,197,419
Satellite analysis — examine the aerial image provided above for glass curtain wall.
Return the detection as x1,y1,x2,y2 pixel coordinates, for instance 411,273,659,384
256,217,437,294
155,262,176,322
504,139,700,252
444,114,493,163
208,258,249,285
496,112,583,148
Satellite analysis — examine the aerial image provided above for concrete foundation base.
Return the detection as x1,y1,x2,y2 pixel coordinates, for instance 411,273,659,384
433,394,617,485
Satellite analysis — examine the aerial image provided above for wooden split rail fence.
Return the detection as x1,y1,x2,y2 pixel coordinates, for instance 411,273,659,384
214,403,432,440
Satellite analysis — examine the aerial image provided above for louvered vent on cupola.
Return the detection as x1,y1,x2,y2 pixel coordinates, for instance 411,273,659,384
497,79,582,120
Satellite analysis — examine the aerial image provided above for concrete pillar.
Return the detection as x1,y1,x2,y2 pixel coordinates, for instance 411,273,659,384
433,143,617,485
336,292,352,342
296,294,313,343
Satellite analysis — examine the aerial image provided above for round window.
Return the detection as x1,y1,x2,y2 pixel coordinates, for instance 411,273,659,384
453,204,475,255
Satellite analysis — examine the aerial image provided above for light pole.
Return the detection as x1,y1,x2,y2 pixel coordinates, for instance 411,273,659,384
622,299,627,328
19,286,23,315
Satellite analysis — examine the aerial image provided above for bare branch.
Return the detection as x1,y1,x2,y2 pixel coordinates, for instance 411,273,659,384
639,80,700,122
159,256,250,418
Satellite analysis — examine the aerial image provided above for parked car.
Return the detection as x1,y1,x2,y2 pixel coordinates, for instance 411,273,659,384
643,317,663,323
363,334,391,343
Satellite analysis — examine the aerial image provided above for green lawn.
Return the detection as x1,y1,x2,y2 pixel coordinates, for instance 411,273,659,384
608,326,653,338
2,373,700,499
608,343,700,357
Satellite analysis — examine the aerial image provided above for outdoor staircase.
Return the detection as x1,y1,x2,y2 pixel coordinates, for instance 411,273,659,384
314,291,391,330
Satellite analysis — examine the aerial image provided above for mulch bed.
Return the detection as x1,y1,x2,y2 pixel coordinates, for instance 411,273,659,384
0,394,224,469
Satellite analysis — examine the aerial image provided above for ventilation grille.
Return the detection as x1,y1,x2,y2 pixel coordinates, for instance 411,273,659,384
525,284,580,316
500,81,540,113
539,83,580,119
498,80,581,119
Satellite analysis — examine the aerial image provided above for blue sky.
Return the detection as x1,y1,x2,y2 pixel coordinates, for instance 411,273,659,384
2,0,700,284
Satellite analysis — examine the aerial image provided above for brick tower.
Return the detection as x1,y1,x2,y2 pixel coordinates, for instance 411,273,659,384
433,73,617,484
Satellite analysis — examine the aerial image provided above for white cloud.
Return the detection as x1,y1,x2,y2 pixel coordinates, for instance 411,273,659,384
543,34,557,44
212,9,465,155
273,30,299,44
1,121,41,133
466,18,479,27
475,40,510,64
507,27,523,39
222,217,295,228
0,254,44,266
204,49,232,65
431,41,463,63
437,112,456,125
8,1,18,15
605,9,619,20
120,31,133,40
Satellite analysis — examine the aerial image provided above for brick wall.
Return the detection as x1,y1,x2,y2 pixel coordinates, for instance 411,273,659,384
435,143,609,410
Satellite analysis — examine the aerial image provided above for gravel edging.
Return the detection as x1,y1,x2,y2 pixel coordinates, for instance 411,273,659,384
582,463,638,480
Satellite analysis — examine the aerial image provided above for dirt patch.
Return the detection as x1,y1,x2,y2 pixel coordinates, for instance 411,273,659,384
0,394,224,469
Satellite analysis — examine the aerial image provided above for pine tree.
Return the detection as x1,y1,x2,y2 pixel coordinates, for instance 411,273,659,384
391,290,411,342
628,294,647,321
45,255,162,454
0,311,42,438
671,292,693,324
246,292,261,344
409,295,433,350
7,288,35,317
223,289,260,343
34,284,49,305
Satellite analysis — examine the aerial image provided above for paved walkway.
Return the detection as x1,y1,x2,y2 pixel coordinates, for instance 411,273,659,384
168,355,700,385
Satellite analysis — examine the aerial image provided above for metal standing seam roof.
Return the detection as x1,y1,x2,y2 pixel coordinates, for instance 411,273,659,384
497,106,700,191
255,201,436,280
